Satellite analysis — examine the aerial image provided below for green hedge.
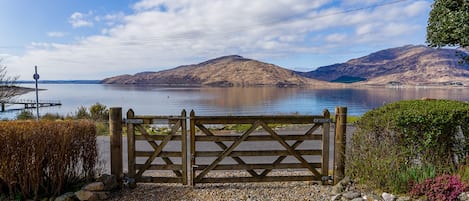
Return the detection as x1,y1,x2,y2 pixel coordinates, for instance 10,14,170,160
0,120,97,200
347,99,469,193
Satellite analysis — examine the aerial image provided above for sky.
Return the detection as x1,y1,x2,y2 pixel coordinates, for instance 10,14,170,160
0,0,433,80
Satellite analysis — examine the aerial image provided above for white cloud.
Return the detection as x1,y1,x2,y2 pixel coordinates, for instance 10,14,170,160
47,32,66,37
5,0,432,80
69,12,94,28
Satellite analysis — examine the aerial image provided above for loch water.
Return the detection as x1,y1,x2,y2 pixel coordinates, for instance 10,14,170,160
2,84,469,119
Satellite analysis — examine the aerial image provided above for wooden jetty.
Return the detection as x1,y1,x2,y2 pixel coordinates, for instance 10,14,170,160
1,99,62,112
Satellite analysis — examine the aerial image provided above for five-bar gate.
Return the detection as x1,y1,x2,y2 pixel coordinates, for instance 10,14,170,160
110,107,347,186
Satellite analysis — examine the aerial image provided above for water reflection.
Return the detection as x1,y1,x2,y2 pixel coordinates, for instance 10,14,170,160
3,84,469,119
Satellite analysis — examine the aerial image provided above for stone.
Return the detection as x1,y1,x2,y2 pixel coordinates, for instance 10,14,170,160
382,192,397,201
459,192,469,201
91,192,109,200
331,177,352,195
82,182,105,191
55,192,76,201
75,190,94,201
351,198,365,201
342,191,361,200
363,194,382,201
330,194,342,201
396,196,411,201
97,174,119,191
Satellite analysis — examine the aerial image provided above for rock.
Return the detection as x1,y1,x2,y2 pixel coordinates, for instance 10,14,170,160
75,190,94,201
342,191,361,200
330,194,342,201
396,196,411,201
55,192,77,201
75,190,109,201
382,192,396,201
331,177,352,195
363,193,382,201
96,174,119,191
82,182,104,191
459,192,469,201
351,198,365,201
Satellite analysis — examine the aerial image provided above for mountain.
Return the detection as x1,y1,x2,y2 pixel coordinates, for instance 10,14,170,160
102,55,333,87
298,45,469,86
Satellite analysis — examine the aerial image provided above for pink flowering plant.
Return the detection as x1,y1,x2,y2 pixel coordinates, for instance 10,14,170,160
409,174,467,201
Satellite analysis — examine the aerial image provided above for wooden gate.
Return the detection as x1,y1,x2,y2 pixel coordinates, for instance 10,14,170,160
109,107,347,186
125,109,188,184
189,110,331,184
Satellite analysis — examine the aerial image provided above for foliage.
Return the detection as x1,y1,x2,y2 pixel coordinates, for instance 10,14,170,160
0,120,97,200
16,110,34,120
347,99,469,193
392,165,436,194
75,106,90,119
0,62,19,103
89,102,109,122
427,0,469,62
409,174,467,201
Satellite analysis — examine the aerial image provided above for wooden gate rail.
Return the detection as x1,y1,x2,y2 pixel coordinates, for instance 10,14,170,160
189,110,331,185
126,109,188,184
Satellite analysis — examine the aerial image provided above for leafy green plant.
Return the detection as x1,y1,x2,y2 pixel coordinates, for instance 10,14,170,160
89,102,109,122
347,99,469,193
16,110,34,120
392,165,436,193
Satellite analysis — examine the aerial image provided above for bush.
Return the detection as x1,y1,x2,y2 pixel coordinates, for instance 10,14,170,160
89,102,109,122
0,120,97,200
409,174,467,201
347,99,469,193
16,110,34,120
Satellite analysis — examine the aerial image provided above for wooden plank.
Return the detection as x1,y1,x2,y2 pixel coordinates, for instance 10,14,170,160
137,176,182,183
135,164,182,170
192,115,325,124
136,151,182,157
259,122,321,177
136,120,182,178
195,121,260,181
259,124,321,177
194,163,322,170
197,176,318,183
195,150,322,157
135,135,182,141
196,123,260,178
195,134,322,141
334,107,347,185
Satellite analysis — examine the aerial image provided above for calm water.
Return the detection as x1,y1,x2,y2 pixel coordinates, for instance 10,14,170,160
2,84,469,119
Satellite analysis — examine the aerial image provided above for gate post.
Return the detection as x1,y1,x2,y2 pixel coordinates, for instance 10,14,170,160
333,107,347,185
126,109,136,188
181,109,188,185
321,109,330,184
109,107,123,184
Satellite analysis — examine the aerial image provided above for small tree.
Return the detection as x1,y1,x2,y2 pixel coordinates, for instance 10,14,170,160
426,0,469,61
0,62,19,103
89,102,109,121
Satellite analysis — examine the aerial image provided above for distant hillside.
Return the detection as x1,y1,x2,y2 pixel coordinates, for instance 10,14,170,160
298,45,469,86
102,55,333,87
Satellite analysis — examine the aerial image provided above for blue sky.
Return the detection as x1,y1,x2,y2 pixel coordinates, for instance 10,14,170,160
0,0,432,80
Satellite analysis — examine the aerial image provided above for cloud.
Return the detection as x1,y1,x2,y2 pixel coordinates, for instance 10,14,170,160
5,0,432,80
69,12,94,28
47,32,66,37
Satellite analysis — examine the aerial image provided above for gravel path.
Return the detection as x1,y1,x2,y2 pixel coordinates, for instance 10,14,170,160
108,181,332,201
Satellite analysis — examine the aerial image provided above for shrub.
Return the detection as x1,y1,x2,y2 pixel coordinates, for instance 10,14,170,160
16,110,34,120
75,106,90,119
0,120,97,200
409,174,467,201
89,102,109,122
347,99,469,192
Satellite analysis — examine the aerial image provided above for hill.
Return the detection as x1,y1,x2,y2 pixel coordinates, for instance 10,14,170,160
101,55,333,87
298,45,469,86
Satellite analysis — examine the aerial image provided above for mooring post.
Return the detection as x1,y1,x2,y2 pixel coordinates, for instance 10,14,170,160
1,103,4,112
333,107,347,185
109,107,123,185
